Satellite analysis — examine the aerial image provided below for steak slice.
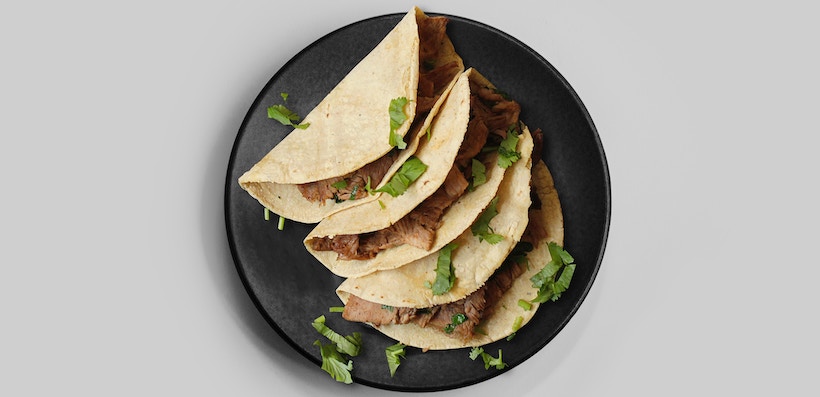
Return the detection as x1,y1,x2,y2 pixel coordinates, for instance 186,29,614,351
297,151,396,203
342,261,526,342
308,166,468,259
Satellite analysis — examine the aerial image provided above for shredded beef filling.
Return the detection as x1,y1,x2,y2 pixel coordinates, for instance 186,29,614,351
311,166,469,260
296,151,396,203
342,258,527,342
417,17,461,114
308,77,525,260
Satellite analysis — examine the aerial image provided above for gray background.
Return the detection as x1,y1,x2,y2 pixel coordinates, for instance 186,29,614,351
2,0,817,395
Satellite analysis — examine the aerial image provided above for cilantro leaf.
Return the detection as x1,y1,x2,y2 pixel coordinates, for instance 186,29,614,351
374,156,427,197
267,92,310,129
530,243,577,303
430,242,458,295
468,347,484,360
469,347,508,370
471,197,504,244
331,180,348,189
314,340,354,384
388,97,410,149
469,158,487,191
385,342,407,377
497,126,521,168
267,104,299,124
443,313,467,334
311,315,362,357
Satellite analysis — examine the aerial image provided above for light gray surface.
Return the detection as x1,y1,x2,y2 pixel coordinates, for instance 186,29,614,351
2,1,818,395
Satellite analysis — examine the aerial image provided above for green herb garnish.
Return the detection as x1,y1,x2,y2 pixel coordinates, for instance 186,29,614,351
388,97,410,149
443,313,467,334
517,299,532,311
385,343,407,377
469,347,508,370
470,197,504,244
311,315,362,357
469,158,487,191
530,243,577,303
313,340,353,384
497,126,521,168
374,156,427,197
511,316,524,332
331,180,348,189
328,306,345,313
311,315,362,384
267,92,310,129
277,215,285,230
430,242,458,295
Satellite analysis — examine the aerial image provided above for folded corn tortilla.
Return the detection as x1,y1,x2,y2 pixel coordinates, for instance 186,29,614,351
336,159,563,350
304,69,527,278
239,7,463,223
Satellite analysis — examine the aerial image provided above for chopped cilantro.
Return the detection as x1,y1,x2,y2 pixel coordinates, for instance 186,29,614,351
469,158,487,191
314,340,353,384
468,347,483,360
374,157,427,197
331,180,348,189
311,315,362,357
385,342,407,377
328,306,345,313
267,92,309,129
469,347,508,370
277,215,285,230
517,299,532,311
311,315,362,384
388,97,410,149
443,313,467,334
530,243,577,303
263,207,270,221
430,242,458,295
497,126,521,168
471,197,504,244
511,316,524,332
378,200,386,209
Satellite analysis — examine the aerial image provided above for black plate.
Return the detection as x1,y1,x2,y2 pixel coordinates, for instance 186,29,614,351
225,11,610,392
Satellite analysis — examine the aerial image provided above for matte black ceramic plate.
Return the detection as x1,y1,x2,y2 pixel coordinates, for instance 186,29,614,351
225,11,610,392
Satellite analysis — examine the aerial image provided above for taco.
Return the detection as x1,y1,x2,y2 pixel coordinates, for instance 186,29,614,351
304,68,530,278
238,7,464,223
335,158,564,350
